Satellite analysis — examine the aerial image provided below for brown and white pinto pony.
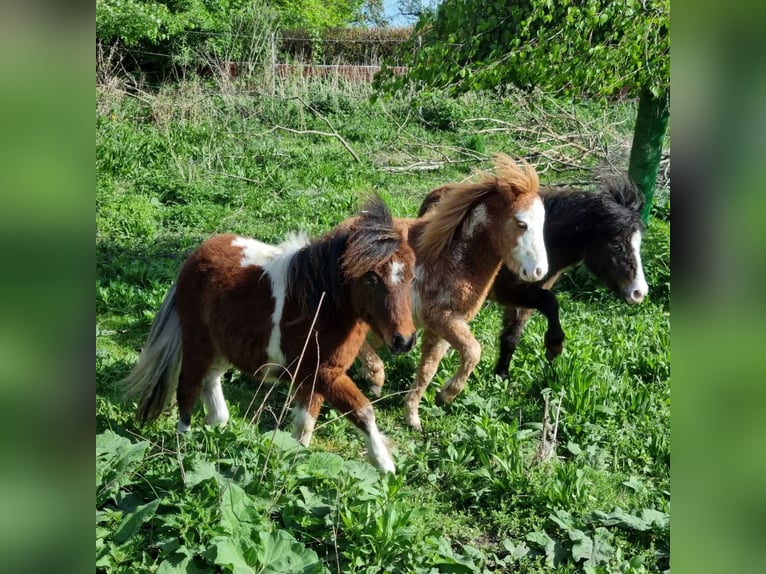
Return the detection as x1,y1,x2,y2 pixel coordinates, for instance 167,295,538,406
357,154,548,431
123,196,416,473
419,174,648,380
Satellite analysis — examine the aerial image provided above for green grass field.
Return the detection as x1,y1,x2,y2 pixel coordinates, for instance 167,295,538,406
96,75,670,573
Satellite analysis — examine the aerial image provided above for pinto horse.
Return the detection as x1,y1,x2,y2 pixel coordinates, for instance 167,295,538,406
123,196,416,473
357,154,548,431
418,174,648,380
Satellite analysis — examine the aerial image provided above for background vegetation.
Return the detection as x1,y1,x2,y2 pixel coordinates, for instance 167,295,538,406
96,60,669,572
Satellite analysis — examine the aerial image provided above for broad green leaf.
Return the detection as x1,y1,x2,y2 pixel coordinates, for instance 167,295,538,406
112,498,160,544
640,508,670,530
254,530,326,574
587,508,650,531
549,509,576,532
219,482,268,537
96,430,149,498
156,554,207,574
213,537,256,574
263,429,302,453
569,529,593,562
525,529,553,548
184,458,219,487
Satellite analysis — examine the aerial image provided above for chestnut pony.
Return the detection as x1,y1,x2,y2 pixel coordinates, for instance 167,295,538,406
357,154,548,431
419,174,648,380
124,196,416,473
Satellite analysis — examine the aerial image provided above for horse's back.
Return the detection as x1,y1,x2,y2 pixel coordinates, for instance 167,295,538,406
175,234,277,371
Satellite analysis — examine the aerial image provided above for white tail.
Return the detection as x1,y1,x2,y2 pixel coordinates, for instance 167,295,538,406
123,283,183,425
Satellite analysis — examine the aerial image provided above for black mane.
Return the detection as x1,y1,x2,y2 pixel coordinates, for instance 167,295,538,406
543,176,643,236
286,195,400,327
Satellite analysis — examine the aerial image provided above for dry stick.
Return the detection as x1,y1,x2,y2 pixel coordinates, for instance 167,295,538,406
255,94,361,163
258,292,326,487
175,431,187,484
257,124,361,163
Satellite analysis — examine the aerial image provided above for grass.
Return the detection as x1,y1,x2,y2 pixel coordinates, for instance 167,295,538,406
96,74,670,573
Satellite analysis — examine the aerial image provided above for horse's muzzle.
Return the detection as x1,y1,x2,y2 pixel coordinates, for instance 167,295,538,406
390,332,417,354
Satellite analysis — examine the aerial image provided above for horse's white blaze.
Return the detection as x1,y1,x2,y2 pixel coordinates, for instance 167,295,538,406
201,359,230,426
390,260,405,285
177,421,191,433
292,405,317,446
627,230,648,303
462,204,488,239
512,197,548,281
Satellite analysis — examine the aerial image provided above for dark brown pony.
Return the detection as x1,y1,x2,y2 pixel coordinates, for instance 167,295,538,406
123,196,416,473
419,174,648,380
357,155,548,430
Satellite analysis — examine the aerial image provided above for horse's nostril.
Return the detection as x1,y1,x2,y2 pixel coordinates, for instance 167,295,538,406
632,289,645,302
535,267,543,278
391,332,417,354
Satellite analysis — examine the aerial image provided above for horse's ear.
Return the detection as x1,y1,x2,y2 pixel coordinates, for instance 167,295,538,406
601,173,644,214
358,193,393,228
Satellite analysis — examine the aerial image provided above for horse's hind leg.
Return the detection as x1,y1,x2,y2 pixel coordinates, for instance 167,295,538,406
200,358,231,427
495,306,531,379
404,330,450,431
323,371,395,473
176,334,214,432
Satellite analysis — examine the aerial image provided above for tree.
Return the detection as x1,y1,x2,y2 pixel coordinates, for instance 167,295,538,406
374,0,669,221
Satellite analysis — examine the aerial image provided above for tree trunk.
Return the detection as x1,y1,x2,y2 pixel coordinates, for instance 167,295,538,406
628,87,670,223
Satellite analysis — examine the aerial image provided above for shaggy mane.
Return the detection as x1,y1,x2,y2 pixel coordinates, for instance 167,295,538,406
286,195,400,326
417,154,539,265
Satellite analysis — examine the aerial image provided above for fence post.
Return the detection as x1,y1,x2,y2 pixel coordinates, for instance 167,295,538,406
270,32,276,97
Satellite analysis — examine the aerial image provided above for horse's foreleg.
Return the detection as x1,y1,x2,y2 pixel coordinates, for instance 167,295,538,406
292,386,325,447
323,371,395,473
404,330,450,431
537,290,564,360
435,319,481,406
357,335,386,397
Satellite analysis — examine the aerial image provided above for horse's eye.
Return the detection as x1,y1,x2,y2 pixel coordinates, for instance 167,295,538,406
517,220,528,230
364,273,379,287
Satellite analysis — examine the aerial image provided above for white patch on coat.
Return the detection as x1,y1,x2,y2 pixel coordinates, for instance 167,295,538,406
511,197,548,281
232,236,281,268
626,230,648,302
261,233,310,365
462,204,488,239
389,260,405,285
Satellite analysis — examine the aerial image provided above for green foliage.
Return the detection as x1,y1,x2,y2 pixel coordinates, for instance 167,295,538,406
375,0,669,99
97,77,670,573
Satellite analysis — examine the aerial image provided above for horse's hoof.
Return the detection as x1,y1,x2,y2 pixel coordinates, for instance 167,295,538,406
435,391,446,406
494,369,510,381
405,415,423,432
545,344,563,361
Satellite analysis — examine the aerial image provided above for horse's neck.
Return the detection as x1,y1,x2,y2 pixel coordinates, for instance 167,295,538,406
542,191,604,272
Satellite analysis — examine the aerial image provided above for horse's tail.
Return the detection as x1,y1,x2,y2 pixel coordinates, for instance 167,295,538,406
123,283,183,425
